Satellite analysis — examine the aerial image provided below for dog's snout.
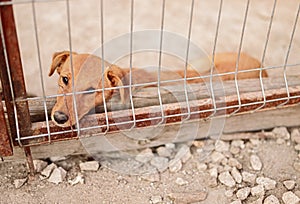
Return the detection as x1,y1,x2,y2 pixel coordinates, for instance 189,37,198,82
53,111,69,124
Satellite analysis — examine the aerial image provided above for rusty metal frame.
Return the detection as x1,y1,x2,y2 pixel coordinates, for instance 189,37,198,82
0,93,12,156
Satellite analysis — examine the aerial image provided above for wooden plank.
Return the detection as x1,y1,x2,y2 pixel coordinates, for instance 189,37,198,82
2,104,299,161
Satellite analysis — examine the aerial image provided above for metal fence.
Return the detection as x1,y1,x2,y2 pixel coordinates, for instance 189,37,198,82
0,0,300,159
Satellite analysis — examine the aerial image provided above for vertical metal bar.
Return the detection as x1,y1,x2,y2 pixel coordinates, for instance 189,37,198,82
182,0,195,121
157,0,166,125
230,0,250,116
31,1,51,143
252,0,277,112
0,0,32,144
209,0,223,117
66,0,80,135
100,0,109,134
0,93,13,157
128,0,136,129
278,2,300,107
24,146,35,176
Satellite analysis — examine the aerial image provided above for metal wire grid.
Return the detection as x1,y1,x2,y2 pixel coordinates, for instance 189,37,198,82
0,0,299,145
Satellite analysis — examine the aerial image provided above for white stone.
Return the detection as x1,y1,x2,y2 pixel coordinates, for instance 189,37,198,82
272,127,290,140
174,145,192,163
230,201,242,204
150,195,163,204
165,143,175,149
196,162,207,171
40,163,57,178
231,140,245,149
48,167,67,184
251,185,265,197
283,180,296,190
135,148,154,163
250,155,263,171
231,167,242,184
282,191,300,204
156,146,172,157
242,171,257,184
230,146,240,155
175,177,188,186
256,177,276,190
228,158,243,169
215,140,230,152
168,159,182,173
210,151,225,163
49,156,66,162
218,171,236,188
293,161,300,172
68,173,84,186
225,189,235,198
236,187,251,200
276,138,285,145
291,128,300,144
13,178,27,189
295,144,300,151
33,160,48,173
264,195,280,204
209,167,218,178
79,161,100,171
150,157,169,172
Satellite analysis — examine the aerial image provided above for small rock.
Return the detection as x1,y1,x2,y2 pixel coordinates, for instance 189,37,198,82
230,201,242,204
231,140,245,149
276,138,285,145
250,139,261,146
135,148,154,163
210,151,225,163
175,145,192,163
218,171,236,187
256,177,276,190
231,167,242,183
295,144,300,151
140,171,160,182
272,127,290,140
68,173,84,186
13,178,27,189
209,167,218,178
48,167,67,184
168,159,182,173
236,187,251,200
79,161,99,171
156,146,172,158
283,180,296,190
250,155,263,171
264,195,280,204
251,185,265,197
242,171,257,184
293,161,300,172
230,146,240,155
207,176,218,187
192,140,205,148
150,195,163,204
196,162,207,171
168,191,207,203
175,177,188,186
165,143,175,150
282,191,300,204
228,158,243,169
215,140,230,152
150,157,169,173
291,128,300,144
33,160,48,173
225,189,235,198
251,197,264,204
40,163,57,178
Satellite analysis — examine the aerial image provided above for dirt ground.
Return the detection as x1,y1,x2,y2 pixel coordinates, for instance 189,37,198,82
1,127,300,204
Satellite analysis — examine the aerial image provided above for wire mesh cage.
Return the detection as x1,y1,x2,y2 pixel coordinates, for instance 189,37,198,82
0,0,300,151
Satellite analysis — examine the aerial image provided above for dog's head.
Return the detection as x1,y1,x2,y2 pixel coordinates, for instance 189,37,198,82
49,51,128,127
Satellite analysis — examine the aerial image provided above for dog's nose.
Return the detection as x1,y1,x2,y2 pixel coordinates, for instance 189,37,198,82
53,111,69,124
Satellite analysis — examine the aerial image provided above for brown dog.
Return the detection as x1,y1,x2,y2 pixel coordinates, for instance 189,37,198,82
49,51,267,127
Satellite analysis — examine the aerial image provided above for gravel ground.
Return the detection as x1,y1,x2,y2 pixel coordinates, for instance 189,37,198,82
1,126,300,204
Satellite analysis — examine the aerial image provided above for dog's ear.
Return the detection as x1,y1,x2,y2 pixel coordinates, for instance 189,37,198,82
48,51,77,76
104,65,128,104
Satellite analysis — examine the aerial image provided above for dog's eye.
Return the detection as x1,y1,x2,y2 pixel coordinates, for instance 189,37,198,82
84,87,96,94
62,76,68,85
